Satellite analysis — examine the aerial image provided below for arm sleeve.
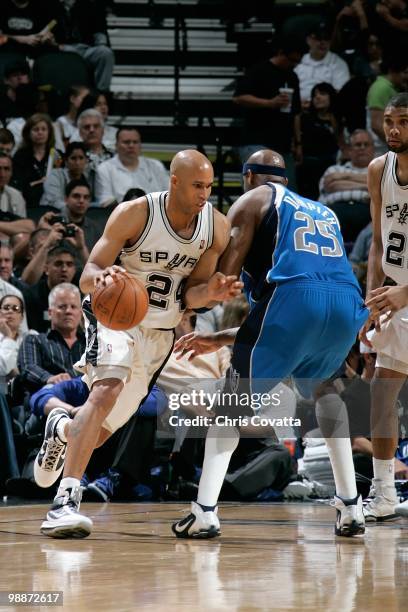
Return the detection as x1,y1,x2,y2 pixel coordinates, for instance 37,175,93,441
40,171,65,210
0,337,18,376
95,163,114,206
332,57,350,92
17,335,52,388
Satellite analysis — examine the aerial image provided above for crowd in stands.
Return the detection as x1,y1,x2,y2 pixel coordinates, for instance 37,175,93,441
0,0,407,504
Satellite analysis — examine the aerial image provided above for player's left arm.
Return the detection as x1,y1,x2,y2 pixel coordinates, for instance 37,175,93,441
183,210,243,308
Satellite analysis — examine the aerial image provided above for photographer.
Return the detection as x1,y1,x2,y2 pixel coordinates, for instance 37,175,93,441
22,242,77,333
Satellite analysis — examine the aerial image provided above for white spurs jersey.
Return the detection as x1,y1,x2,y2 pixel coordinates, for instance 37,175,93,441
120,191,214,329
381,152,408,284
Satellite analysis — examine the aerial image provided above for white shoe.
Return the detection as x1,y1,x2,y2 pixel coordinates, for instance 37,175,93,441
332,495,365,537
395,499,408,517
172,501,220,539
34,408,70,488
363,479,398,522
41,486,93,539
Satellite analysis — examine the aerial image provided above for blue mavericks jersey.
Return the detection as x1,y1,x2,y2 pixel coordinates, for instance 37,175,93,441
267,183,360,290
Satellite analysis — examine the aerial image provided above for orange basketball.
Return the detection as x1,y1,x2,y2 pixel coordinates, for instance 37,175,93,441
91,272,149,330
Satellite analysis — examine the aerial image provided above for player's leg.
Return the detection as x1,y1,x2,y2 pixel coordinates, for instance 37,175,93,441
39,376,125,539
314,383,364,536
172,424,240,538
173,289,290,539
363,361,406,522
295,283,369,536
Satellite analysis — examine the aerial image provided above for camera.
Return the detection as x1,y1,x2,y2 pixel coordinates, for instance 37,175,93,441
49,215,77,238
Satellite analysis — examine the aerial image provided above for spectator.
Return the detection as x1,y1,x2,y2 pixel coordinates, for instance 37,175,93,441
0,129,15,155
5,84,46,153
77,109,113,196
52,0,115,91
0,0,55,58
95,127,169,206
29,377,168,502
297,82,340,200
12,113,62,208
232,39,303,187
352,33,383,81
20,228,59,285
331,0,369,64
60,179,100,253
366,54,408,155
17,282,84,394
40,142,90,210
0,294,34,389
374,0,408,48
0,152,27,218
0,243,27,292
294,21,350,107
0,60,31,124
22,242,77,332
71,91,117,152
319,129,375,243
348,222,372,283
54,86,90,152
121,188,146,202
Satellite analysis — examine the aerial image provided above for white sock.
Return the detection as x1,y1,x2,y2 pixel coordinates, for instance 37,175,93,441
316,394,357,500
197,425,240,507
373,457,394,487
56,416,69,443
58,477,81,495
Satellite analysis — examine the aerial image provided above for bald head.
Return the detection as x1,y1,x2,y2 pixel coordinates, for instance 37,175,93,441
243,149,287,191
170,149,213,177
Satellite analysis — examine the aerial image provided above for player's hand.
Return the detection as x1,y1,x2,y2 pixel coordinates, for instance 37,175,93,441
174,331,223,360
0,317,13,338
206,272,243,303
93,265,126,289
268,93,290,110
359,318,374,348
365,285,408,324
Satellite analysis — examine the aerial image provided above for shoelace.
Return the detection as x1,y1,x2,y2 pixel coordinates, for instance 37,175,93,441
44,440,65,471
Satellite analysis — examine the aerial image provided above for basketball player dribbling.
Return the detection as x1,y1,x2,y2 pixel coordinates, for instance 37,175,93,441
172,148,369,539
34,149,243,538
360,93,408,520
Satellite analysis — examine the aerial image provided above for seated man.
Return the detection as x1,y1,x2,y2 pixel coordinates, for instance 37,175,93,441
0,243,27,293
0,129,15,155
95,128,169,206
60,179,100,254
51,0,114,92
319,130,375,243
22,245,77,332
0,61,31,125
0,154,33,247
17,282,85,394
30,376,168,501
76,110,113,197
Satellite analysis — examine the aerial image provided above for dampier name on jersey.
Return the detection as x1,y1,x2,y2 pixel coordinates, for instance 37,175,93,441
282,191,339,226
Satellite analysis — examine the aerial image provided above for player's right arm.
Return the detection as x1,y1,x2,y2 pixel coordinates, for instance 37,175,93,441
79,198,148,294
366,156,386,295
360,156,386,345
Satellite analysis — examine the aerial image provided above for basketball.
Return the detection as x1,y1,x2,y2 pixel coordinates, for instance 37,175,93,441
91,271,149,330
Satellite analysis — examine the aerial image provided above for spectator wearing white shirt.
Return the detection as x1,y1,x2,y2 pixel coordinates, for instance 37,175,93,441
95,127,169,207
295,21,350,107
319,129,374,243
70,91,117,153
0,153,26,218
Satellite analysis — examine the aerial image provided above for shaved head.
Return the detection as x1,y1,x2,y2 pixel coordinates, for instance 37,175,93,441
243,149,287,191
246,149,285,168
170,149,213,177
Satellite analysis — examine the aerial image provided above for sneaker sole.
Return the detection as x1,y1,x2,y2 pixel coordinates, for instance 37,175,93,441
364,513,399,523
171,523,220,539
335,522,365,537
41,520,92,539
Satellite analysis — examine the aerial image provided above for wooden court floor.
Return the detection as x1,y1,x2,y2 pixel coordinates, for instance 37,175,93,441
1,501,408,612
